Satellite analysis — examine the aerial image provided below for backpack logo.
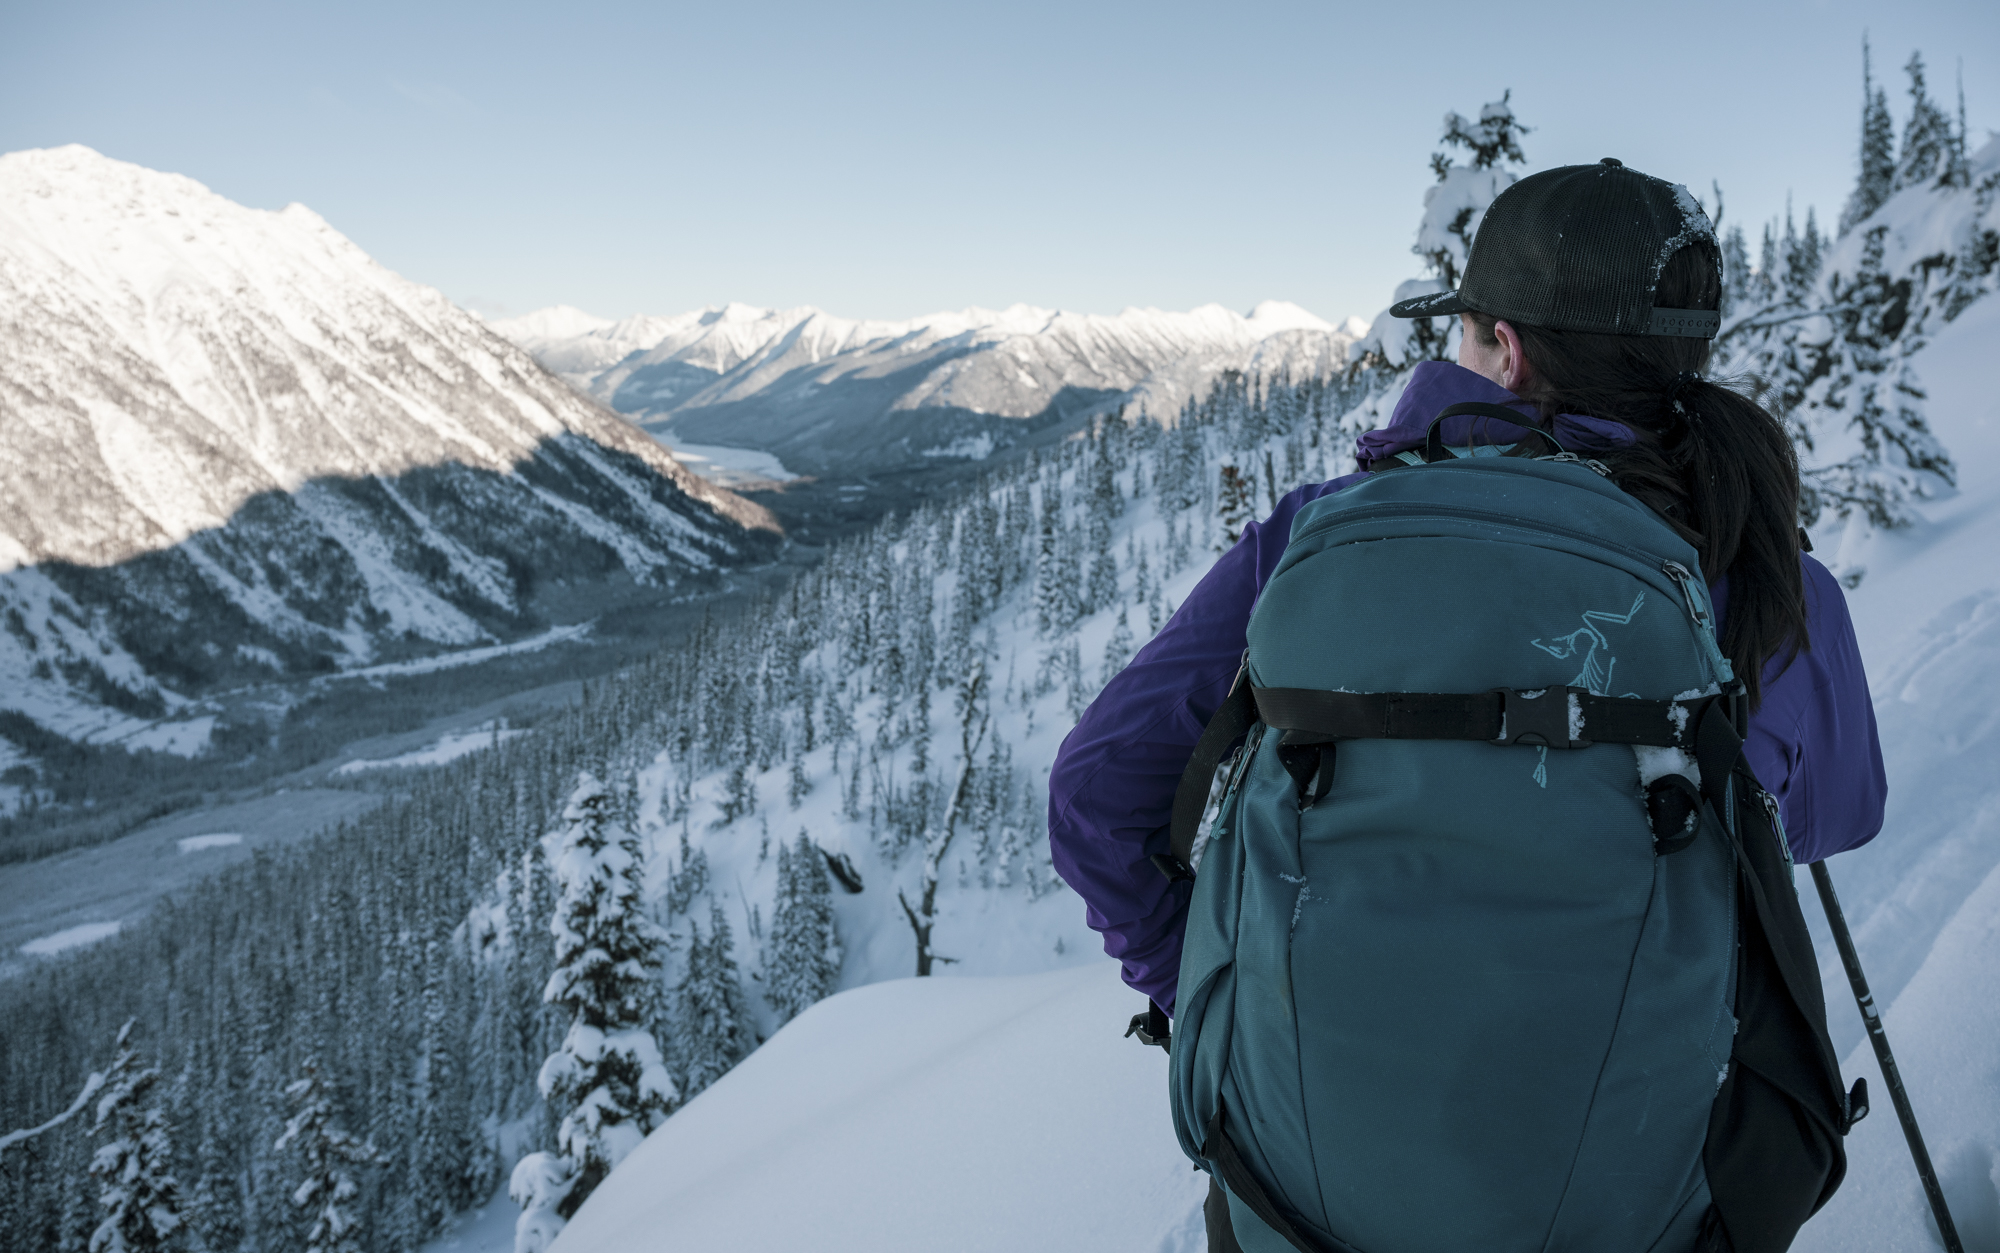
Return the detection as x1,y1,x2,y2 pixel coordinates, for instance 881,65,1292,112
1522,593,1646,785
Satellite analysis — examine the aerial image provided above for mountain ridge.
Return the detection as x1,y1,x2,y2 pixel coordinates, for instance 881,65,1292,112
0,145,779,743
494,297,1366,475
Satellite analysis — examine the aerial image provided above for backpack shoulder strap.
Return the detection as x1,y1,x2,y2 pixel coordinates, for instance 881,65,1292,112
1161,653,1255,881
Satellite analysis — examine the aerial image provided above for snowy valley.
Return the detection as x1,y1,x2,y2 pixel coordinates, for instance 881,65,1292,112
2,75,1998,1253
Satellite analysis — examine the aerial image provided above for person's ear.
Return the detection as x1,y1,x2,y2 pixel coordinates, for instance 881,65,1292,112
1492,319,1534,395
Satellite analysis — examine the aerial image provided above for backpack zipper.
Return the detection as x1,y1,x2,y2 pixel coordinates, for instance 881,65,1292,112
1662,560,1736,685
1662,561,1714,634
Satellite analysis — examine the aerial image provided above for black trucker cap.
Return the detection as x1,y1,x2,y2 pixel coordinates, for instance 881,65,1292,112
1389,158,1722,338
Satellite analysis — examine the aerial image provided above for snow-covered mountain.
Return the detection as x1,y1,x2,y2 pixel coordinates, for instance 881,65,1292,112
0,146,778,743
493,299,1367,474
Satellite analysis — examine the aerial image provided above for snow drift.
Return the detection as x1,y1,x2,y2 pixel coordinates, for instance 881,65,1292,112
548,962,1206,1253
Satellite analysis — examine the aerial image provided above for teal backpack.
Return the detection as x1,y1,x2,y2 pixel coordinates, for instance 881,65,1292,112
1159,433,1862,1253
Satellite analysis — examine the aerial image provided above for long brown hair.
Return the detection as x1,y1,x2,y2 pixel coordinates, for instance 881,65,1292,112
1468,246,1808,708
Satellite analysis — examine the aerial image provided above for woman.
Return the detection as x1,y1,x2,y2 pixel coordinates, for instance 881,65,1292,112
1048,160,1886,1252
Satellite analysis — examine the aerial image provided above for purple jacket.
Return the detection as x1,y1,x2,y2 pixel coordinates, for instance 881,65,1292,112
1048,361,1888,1014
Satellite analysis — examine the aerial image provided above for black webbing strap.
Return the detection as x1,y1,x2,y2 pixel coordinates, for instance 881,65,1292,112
1423,401,1566,463
1695,698,1855,1248
1256,685,1719,752
1159,675,1735,882
1204,1104,1353,1253
1161,654,1257,881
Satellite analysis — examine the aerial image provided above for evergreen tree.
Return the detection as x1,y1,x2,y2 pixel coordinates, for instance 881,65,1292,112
1895,52,1953,191
1839,37,1897,235
1216,464,1256,552
275,1059,377,1253
1751,222,1780,308
1101,606,1136,686
85,1023,183,1253
1943,66,1970,189
1352,93,1528,377
1033,485,1078,635
672,902,755,1098
1782,203,1824,303
764,833,842,1024
512,774,676,1253
1417,91,1530,288
1720,223,1753,318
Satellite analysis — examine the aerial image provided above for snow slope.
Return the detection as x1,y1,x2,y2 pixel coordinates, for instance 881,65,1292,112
494,298,1361,474
549,962,1205,1253
1792,282,2000,1253
0,146,777,734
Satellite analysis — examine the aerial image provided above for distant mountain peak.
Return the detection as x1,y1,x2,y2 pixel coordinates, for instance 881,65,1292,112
498,297,1367,474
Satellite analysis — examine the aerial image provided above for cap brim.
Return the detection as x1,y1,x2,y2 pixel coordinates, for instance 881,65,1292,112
1388,289,1468,319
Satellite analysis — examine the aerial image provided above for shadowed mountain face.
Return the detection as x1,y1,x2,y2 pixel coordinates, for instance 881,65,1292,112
0,146,778,737
497,301,1364,476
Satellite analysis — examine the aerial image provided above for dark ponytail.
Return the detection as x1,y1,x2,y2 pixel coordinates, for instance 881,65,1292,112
1469,246,1808,709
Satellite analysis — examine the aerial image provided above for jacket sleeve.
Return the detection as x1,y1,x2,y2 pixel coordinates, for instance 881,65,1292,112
1046,478,1349,1013
1739,555,1887,864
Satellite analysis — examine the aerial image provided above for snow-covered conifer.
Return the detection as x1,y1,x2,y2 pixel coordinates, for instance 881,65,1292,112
1101,606,1136,686
673,901,755,1098
512,773,677,1253
1416,93,1529,288
1350,94,1528,377
85,1022,183,1253
1751,222,1780,309
1033,487,1078,635
1895,52,1953,191
1790,225,1956,532
1216,464,1256,552
765,833,842,1024
1839,37,1897,235
275,1059,377,1253
1782,204,1824,304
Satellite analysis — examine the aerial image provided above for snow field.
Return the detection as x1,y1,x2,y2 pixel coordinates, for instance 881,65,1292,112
549,961,1206,1253
174,834,245,854
655,437,797,485
18,921,122,956
334,722,532,775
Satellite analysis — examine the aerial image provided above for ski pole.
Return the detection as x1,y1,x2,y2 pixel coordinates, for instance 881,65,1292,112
1809,860,1962,1253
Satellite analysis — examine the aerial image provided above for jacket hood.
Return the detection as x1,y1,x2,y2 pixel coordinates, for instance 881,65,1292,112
1353,360,1638,467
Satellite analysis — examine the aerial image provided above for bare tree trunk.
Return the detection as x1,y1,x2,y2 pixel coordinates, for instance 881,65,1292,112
901,665,988,976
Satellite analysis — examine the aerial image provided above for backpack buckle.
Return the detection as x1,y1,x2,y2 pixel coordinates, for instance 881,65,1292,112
1492,687,1591,749
1125,1003,1172,1052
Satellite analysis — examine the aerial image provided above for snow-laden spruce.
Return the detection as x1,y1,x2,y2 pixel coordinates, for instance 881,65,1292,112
512,774,677,1253
762,833,841,1025
275,1059,379,1253
85,1022,183,1253
1717,54,1994,568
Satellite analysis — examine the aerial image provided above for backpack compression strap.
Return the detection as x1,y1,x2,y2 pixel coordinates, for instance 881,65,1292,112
1161,683,1730,879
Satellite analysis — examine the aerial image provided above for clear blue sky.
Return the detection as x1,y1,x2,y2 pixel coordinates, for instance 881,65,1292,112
4,0,1993,324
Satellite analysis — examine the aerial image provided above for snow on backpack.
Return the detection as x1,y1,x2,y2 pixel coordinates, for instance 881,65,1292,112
1156,420,1863,1253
